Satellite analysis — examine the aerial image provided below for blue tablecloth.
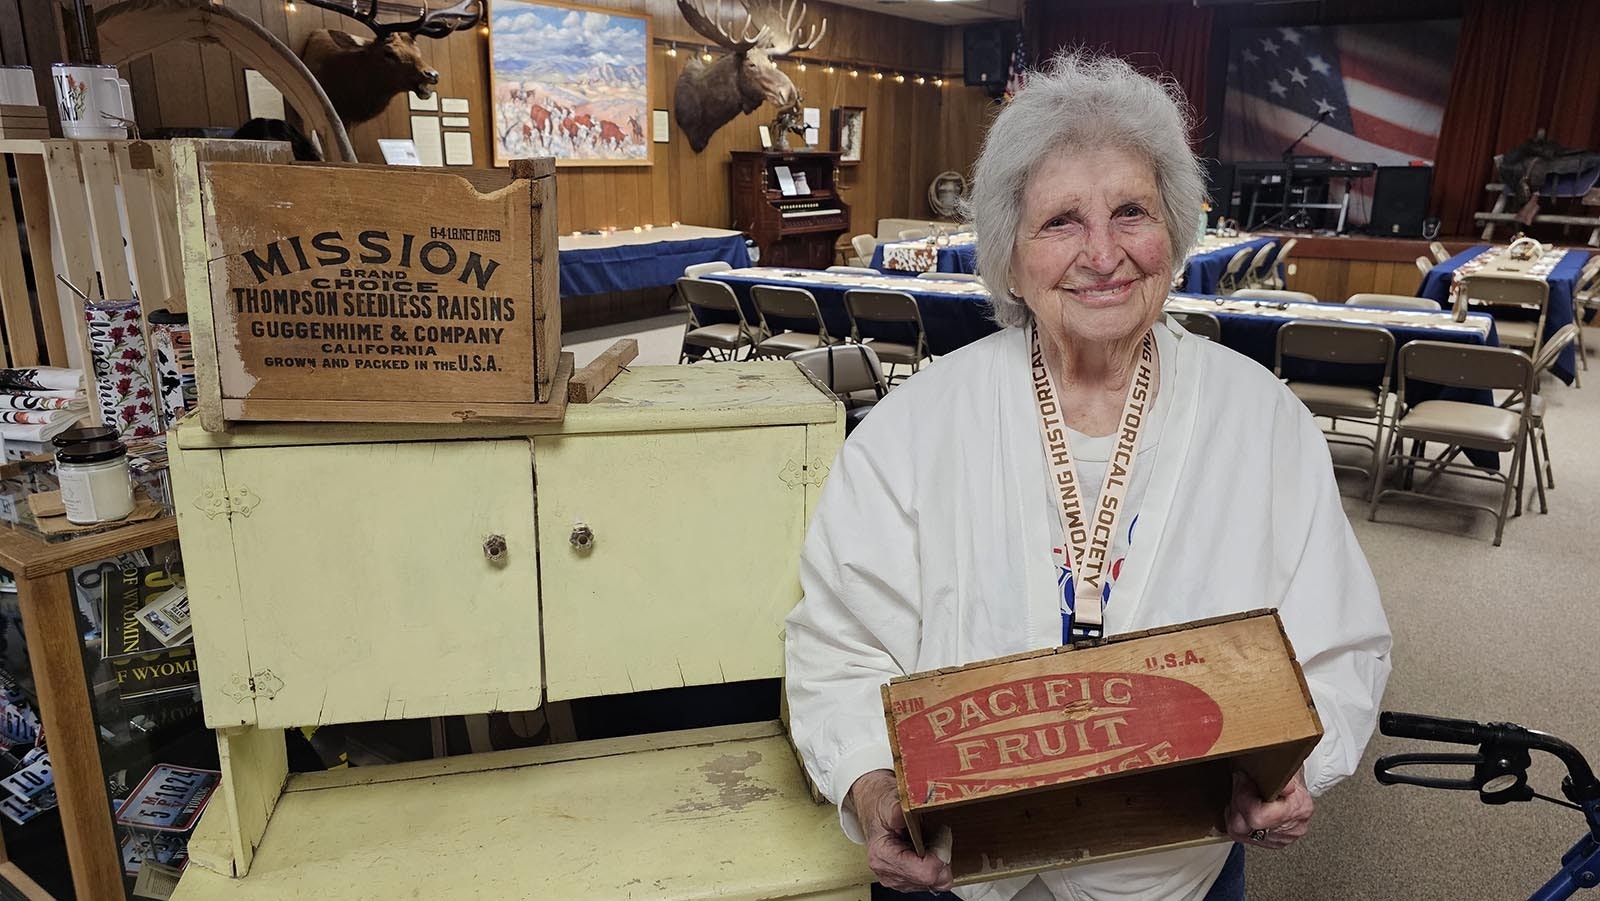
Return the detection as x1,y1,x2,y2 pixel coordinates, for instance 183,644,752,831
702,269,998,355
559,234,750,298
869,241,979,275
1418,244,1588,383
1181,237,1277,294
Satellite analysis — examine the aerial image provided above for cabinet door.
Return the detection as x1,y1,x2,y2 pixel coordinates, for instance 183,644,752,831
535,426,811,700
221,439,540,727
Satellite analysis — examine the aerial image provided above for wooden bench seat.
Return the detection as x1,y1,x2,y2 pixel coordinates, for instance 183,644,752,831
172,722,870,900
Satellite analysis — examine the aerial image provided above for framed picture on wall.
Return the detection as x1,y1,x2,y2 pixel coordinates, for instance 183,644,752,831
488,0,652,167
832,106,864,165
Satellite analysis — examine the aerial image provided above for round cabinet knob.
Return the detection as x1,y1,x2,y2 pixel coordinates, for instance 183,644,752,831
569,521,595,552
483,534,508,563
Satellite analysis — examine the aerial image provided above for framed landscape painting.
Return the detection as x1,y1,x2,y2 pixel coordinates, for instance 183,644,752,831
489,0,652,167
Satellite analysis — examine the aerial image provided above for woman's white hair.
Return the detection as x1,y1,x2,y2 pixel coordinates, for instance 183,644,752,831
969,52,1206,328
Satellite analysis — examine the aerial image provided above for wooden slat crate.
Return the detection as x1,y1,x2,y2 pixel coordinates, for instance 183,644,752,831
0,138,292,430
882,610,1322,885
183,158,565,428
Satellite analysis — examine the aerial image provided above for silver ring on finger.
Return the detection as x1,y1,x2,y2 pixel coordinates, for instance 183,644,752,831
1249,827,1271,843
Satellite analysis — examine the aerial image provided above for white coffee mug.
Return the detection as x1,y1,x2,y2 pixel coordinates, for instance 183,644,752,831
51,63,130,139
0,66,37,106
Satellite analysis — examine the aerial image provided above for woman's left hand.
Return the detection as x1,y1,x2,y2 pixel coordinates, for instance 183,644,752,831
1224,769,1313,850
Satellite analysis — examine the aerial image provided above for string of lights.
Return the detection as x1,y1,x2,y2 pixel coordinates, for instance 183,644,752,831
656,39,949,86
264,5,951,87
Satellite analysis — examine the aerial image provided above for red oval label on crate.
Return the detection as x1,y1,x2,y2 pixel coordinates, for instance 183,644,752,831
895,672,1225,806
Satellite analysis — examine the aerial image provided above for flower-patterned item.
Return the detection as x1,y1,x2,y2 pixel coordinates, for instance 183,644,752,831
85,301,159,439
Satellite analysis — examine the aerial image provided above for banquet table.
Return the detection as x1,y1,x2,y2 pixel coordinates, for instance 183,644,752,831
1169,294,1504,466
702,267,997,355
1417,243,1588,383
869,234,979,274
1180,236,1277,294
558,225,750,297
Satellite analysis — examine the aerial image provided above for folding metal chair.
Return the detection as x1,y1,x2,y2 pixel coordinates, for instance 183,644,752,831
849,233,877,268
1347,293,1442,311
1429,241,1451,265
1452,273,1549,357
1369,341,1535,546
1242,241,1279,289
676,277,760,363
1275,321,1395,487
750,284,835,358
1504,323,1579,514
897,228,930,241
1216,247,1255,294
1169,310,1221,341
788,344,888,434
1267,237,1297,289
844,288,929,382
1416,256,1434,277
1233,288,1319,305
1569,257,1599,378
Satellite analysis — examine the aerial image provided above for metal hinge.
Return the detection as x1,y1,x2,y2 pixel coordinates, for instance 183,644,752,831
194,483,262,519
779,457,830,489
222,669,284,703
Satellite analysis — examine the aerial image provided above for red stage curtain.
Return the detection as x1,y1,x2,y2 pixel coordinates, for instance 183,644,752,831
1031,3,1215,136
1433,0,1600,237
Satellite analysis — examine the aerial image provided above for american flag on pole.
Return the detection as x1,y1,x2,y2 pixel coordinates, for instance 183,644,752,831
1221,21,1460,223
1004,28,1029,102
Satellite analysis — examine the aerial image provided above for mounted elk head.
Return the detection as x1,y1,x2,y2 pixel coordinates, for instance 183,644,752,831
299,0,480,126
673,0,826,153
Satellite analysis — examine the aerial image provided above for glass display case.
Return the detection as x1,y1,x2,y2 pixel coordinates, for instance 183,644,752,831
0,455,210,900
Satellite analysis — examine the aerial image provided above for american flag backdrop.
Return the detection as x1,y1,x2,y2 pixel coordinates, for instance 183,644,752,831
1221,21,1460,224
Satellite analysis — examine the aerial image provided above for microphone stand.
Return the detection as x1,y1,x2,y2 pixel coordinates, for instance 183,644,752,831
1282,111,1332,162
1273,111,1333,230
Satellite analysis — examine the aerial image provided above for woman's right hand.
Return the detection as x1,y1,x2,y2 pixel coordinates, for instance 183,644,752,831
848,769,954,893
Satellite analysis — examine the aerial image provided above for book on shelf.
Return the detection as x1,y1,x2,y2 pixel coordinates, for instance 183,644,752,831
100,564,198,700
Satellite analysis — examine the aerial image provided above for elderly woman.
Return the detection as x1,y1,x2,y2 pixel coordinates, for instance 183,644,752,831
784,54,1391,901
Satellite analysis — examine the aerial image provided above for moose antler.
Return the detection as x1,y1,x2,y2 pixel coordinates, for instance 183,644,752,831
743,0,826,56
300,0,482,40
676,0,771,53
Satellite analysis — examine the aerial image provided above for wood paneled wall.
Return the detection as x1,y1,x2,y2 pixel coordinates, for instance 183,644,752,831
115,0,996,237
1288,259,1428,301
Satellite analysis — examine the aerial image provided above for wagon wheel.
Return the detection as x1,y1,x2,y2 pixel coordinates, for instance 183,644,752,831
95,0,357,162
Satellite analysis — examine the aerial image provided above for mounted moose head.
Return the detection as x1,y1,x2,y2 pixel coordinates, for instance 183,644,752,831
299,0,480,126
672,0,826,153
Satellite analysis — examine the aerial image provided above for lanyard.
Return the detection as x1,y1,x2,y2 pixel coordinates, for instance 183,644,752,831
1030,326,1157,642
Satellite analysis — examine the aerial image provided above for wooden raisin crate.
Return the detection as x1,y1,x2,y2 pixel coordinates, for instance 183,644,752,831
185,158,564,429
882,610,1321,885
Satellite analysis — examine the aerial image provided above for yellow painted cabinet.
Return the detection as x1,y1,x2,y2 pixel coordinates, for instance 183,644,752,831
534,425,816,701
173,363,844,729
176,439,542,729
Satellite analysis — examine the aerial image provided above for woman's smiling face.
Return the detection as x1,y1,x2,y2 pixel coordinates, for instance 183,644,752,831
1011,146,1174,347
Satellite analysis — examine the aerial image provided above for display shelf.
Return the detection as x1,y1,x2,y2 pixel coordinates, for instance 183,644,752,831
0,516,184,900
171,722,869,900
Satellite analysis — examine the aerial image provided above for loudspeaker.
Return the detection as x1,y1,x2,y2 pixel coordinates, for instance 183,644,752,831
1203,161,1235,227
964,23,1018,88
1369,166,1433,238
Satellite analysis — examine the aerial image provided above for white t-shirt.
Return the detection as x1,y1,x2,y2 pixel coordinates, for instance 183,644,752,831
1044,354,1174,643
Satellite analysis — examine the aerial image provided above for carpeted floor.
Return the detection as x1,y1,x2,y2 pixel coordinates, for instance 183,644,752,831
563,319,1600,899
1250,358,1600,900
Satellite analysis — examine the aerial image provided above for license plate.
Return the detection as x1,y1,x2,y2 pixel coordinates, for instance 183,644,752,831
121,830,190,876
0,788,56,825
0,751,51,800
114,764,219,833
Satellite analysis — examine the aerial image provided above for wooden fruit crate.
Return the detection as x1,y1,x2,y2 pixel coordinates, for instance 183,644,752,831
183,158,564,429
882,610,1322,885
